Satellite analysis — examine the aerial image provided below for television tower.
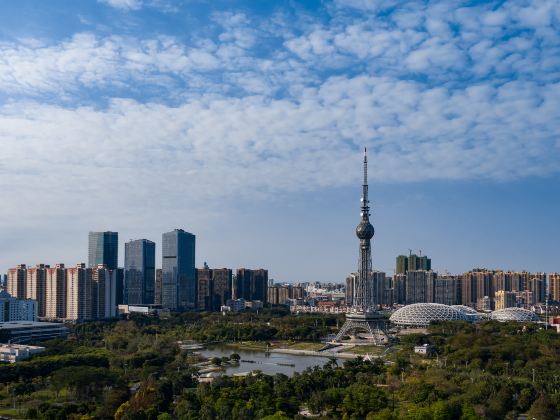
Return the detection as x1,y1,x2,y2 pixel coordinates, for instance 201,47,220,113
354,147,375,310
334,148,388,345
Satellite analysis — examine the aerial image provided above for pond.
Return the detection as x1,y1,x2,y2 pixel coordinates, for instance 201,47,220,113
200,345,335,377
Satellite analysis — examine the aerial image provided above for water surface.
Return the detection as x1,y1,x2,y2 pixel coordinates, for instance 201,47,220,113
201,345,333,376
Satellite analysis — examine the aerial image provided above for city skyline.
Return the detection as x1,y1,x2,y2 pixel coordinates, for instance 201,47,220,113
0,0,559,282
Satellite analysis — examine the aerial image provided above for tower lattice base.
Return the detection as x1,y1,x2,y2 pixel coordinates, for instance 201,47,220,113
334,311,389,346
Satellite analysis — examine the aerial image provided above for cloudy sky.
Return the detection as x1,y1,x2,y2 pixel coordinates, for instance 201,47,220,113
0,0,559,282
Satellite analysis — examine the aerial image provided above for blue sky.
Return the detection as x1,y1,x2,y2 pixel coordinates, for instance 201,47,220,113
0,0,558,281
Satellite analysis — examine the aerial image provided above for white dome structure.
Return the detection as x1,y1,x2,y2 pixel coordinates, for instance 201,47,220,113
390,303,470,327
451,305,484,320
452,305,478,315
491,308,540,322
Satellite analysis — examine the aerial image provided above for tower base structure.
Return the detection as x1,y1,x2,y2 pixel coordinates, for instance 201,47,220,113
333,310,389,346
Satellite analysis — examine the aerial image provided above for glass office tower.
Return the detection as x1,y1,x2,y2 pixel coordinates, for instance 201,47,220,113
88,231,119,270
124,239,156,304
162,229,196,310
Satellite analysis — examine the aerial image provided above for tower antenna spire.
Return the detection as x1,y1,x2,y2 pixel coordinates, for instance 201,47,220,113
361,147,369,220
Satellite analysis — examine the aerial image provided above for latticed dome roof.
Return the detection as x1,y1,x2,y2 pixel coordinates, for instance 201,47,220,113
390,303,470,327
491,308,540,322
451,305,478,315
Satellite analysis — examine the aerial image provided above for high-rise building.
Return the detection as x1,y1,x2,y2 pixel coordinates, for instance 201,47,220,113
372,271,386,308
197,269,212,310
196,268,233,311
406,270,435,304
462,269,493,307
112,268,125,306
268,285,290,305
510,271,529,292
7,264,27,299
26,264,48,317
431,275,458,305
212,268,233,309
162,229,196,310
475,271,493,302
66,264,93,321
396,256,408,275
477,296,492,311
88,231,119,270
528,274,546,304
549,273,560,302
124,239,156,304
345,273,358,306
0,291,37,321
396,254,431,274
154,269,162,305
393,273,407,304
234,269,268,303
45,264,66,319
495,290,517,309
92,265,116,319
516,290,535,307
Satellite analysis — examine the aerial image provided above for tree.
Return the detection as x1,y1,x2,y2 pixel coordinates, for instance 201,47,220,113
527,395,557,420
260,411,291,420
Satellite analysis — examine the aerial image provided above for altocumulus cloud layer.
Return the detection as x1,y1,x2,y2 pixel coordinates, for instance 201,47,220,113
0,0,559,231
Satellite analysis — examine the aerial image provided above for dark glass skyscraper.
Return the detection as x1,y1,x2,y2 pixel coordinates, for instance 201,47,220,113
88,231,118,270
124,239,156,304
162,229,196,310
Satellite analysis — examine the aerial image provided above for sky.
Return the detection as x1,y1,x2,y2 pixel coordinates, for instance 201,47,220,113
0,0,559,282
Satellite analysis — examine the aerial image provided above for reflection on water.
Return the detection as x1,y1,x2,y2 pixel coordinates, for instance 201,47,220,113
200,345,332,376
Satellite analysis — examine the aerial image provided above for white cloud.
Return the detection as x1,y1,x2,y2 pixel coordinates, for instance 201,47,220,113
0,75,558,230
98,0,143,10
0,0,558,227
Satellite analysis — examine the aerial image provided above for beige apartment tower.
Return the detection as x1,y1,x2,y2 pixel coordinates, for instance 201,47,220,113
26,264,48,317
549,273,560,302
45,264,66,319
66,264,93,321
7,264,27,299
495,290,517,310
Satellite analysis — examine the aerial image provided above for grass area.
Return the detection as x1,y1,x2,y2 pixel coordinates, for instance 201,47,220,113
345,345,386,356
0,407,24,419
286,342,324,351
225,341,270,351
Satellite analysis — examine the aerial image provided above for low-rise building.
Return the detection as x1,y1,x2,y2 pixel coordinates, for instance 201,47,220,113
117,304,167,316
0,344,45,363
225,298,246,312
0,291,37,321
414,344,434,355
0,321,68,343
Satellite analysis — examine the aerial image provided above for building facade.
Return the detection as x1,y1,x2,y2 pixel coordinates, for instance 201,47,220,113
406,270,435,304
7,264,27,299
495,290,517,309
66,264,93,321
233,269,268,303
88,231,118,270
45,264,66,319
431,275,458,306
92,265,116,319
162,229,196,310
125,239,156,305
550,273,560,302
196,268,233,311
26,264,48,317
0,291,37,321
154,269,162,305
